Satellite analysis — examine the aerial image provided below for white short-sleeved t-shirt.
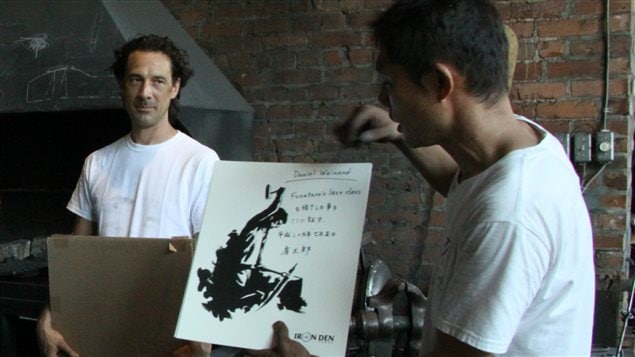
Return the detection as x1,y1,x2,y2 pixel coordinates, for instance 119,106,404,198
422,117,595,356
67,131,219,238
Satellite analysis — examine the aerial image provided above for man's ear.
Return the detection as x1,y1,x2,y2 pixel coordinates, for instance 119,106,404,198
432,63,454,101
171,78,181,99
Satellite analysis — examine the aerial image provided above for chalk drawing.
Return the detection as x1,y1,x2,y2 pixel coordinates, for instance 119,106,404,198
88,11,103,52
15,33,49,59
26,65,98,103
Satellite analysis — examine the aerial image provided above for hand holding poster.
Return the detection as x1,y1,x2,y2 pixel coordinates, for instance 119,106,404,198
175,161,372,356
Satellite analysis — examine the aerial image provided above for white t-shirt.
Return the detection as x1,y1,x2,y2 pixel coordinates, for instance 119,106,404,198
67,131,219,238
422,116,595,356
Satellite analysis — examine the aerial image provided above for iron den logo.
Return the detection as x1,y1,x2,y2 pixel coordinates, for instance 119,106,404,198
294,331,336,344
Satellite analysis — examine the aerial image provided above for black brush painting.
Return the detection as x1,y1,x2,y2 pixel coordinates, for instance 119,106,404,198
196,185,307,321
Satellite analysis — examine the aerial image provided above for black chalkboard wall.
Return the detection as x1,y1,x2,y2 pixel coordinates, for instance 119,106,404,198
0,0,123,113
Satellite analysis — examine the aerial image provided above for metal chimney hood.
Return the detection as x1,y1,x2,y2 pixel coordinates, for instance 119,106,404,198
0,0,253,160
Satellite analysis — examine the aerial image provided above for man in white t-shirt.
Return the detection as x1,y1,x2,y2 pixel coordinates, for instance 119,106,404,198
37,34,219,357
331,0,595,356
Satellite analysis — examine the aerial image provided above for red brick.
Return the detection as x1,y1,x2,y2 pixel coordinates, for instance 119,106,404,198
263,34,309,49
272,68,322,85
572,120,601,132
611,13,631,32
572,80,603,97
512,82,567,100
606,119,630,136
341,84,381,100
314,32,364,47
515,43,535,62
297,50,322,67
314,0,362,12
535,120,570,134
594,233,626,250
233,71,264,88
252,18,289,33
286,87,311,102
275,53,299,70
320,13,346,31
569,39,603,57
201,22,242,37
261,2,292,15
546,61,602,79
496,3,512,21
348,10,381,28
348,47,375,66
604,172,629,191
289,104,314,119
174,5,209,24
513,62,542,81
595,250,626,273
609,98,630,115
363,0,392,10
611,0,633,14
266,105,291,120
601,195,627,209
510,1,566,19
323,50,344,67
210,3,260,19
570,80,631,97
290,1,310,12
606,35,633,57
573,1,603,16
610,57,630,74
592,212,627,231
538,40,565,58
291,15,320,33
508,22,535,38
225,53,254,70
247,87,290,102
323,67,375,83
536,100,599,119
306,85,339,101
511,102,537,118
537,18,600,37
360,32,377,47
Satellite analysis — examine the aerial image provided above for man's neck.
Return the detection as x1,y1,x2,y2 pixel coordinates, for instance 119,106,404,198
130,121,178,145
443,97,540,182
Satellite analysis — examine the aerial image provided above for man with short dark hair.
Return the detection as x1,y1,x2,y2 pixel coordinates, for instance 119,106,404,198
334,0,595,356
37,34,219,357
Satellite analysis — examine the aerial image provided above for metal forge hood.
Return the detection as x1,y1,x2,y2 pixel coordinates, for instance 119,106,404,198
0,0,253,160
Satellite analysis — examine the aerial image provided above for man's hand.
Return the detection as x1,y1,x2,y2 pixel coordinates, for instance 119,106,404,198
172,341,212,357
36,307,79,357
334,104,403,146
244,321,311,357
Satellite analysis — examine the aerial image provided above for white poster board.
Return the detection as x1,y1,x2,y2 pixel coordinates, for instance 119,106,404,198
175,161,372,356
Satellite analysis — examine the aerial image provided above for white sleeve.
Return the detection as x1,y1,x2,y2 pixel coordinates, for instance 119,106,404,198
433,221,549,353
190,150,220,235
66,156,94,221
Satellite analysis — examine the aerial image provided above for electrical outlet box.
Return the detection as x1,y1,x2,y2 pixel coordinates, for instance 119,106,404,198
573,133,592,163
596,130,614,163
554,133,571,158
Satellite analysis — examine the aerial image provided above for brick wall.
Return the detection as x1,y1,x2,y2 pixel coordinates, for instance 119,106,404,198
162,0,634,343
162,0,435,289
502,1,633,284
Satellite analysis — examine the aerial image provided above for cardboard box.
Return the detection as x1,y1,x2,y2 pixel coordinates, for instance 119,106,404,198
47,235,193,356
